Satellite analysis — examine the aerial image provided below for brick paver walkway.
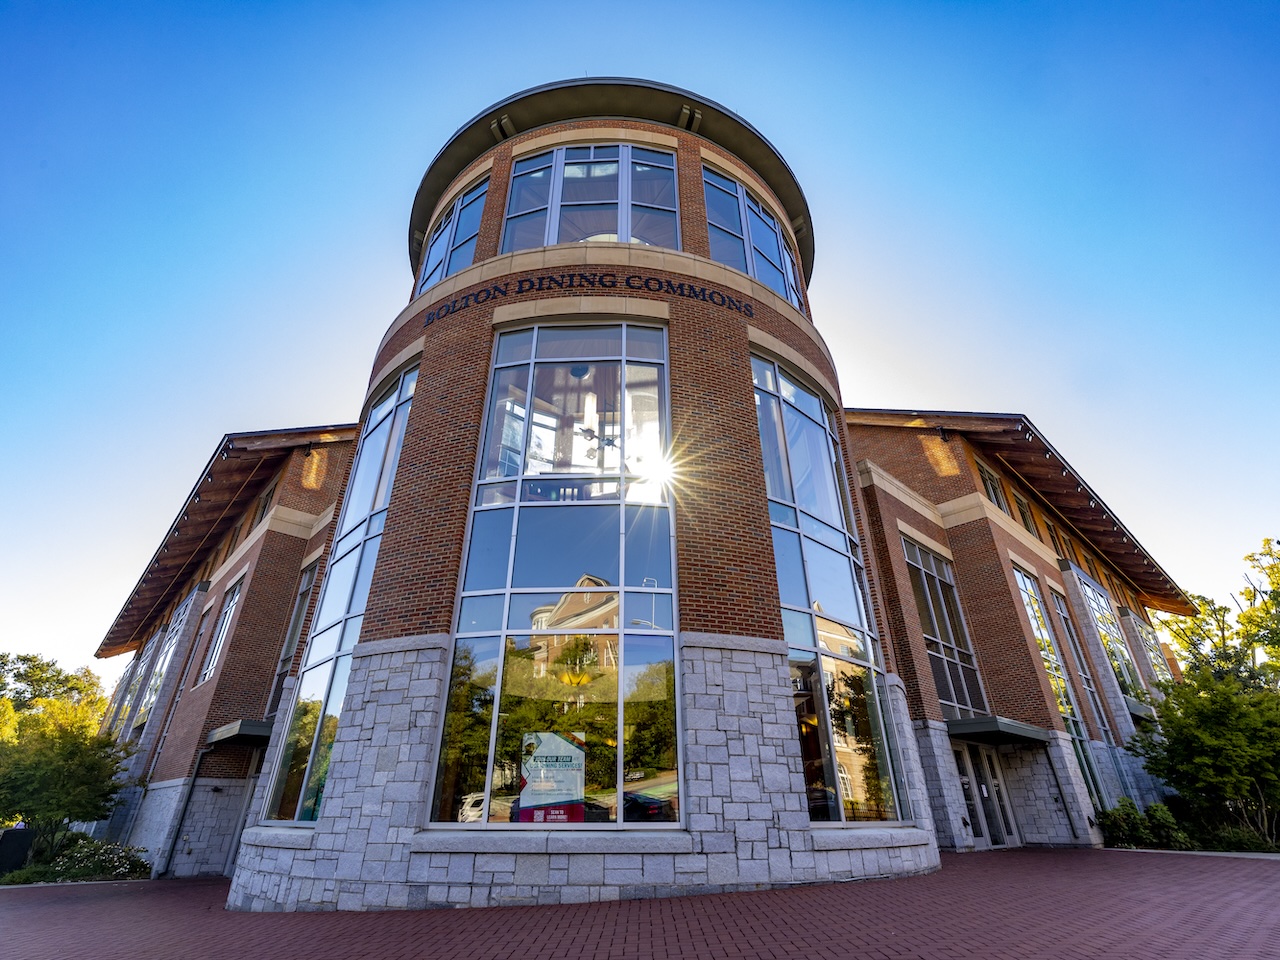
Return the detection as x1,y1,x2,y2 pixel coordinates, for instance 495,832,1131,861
3,849,1278,960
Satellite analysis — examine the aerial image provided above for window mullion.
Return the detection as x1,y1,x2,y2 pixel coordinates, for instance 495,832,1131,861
546,151,566,245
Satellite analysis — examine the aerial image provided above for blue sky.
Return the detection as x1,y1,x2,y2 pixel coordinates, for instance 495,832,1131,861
2,0,1276,690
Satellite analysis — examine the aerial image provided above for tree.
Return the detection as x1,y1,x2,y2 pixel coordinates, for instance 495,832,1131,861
0,654,102,712
0,657,127,863
1136,539,1280,848
1132,667,1280,848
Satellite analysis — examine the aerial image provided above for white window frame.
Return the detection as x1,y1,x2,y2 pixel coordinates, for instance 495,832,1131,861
197,578,243,686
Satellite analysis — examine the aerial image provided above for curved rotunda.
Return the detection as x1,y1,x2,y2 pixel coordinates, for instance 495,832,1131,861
229,78,938,911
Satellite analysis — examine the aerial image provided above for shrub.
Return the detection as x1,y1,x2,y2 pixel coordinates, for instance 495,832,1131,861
1143,803,1197,851
0,838,149,884
1097,797,1153,848
1196,825,1280,854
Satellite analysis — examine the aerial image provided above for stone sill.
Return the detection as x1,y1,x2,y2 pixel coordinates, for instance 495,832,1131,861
240,825,316,851
411,830,695,855
808,825,933,851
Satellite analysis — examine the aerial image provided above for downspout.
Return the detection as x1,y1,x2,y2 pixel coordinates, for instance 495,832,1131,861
157,746,212,877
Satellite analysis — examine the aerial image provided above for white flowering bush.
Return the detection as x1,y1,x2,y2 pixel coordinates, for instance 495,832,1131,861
1,837,149,884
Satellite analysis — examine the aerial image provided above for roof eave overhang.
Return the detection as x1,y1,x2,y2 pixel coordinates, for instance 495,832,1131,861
94,424,359,660
845,407,1196,616
407,77,815,283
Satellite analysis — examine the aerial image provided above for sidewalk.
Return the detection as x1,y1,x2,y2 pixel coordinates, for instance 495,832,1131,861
3,848,1278,960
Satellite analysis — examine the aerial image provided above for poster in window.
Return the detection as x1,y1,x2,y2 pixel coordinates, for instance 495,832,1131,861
518,731,586,823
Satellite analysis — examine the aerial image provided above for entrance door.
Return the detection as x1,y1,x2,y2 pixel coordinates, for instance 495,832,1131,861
954,743,1019,850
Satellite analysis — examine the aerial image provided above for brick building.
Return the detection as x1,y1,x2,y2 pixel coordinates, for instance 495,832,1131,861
225,78,940,911
844,409,1191,851
94,425,356,876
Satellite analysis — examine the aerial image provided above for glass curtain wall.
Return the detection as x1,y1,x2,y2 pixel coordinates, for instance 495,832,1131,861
1130,616,1173,683
752,357,901,822
902,539,988,719
433,324,678,828
1014,568,1106,810
265,366,417,822
1050,592,1114,746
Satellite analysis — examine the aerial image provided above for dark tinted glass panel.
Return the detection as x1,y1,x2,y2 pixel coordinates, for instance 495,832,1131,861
508,167,551,214
625,326,664,361
501,210,547,253
558,203,619,243
630,207,677,247
624,505,671,588
772,528,808,608
632,163,676,208
561,162,618,204
446,236,478,276
511,505,620,588
708,224,748,273
463,508,513,591
536,326,624,359
804,540,863,628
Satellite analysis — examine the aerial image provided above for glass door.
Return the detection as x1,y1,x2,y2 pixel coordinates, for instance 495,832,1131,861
955,743,1019,849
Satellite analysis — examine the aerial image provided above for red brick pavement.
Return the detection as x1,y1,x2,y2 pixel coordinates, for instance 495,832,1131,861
2,850,1278,960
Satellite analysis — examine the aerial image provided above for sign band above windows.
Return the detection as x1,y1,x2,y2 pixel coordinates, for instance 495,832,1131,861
422,272,756,327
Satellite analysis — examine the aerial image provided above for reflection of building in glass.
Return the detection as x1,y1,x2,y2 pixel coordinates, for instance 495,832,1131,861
223,79,938,910
845,410,1192,852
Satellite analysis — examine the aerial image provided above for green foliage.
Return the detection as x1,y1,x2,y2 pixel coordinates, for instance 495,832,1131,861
0,838,149,884
1096,799,1197,850
1096,797,1153,848
0,695,131,863
0,654,102,713
1132,666,1280,848
1143,803,1196,851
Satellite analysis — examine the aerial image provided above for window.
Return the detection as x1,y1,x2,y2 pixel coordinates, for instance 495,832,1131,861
434,324,677,827
1083,554,1100,581
1076,575,1144,697
903,539,987,719
266,366,417,822
1012,492,1039,540
415,179,489,297
703,167,804,311
975,460,1009,515
266,562,319,720
1014,568,1105,810
253,482,277,529
1051,592,1114,746
197,579,243,685
134,591,196,726
500,146,678,256
1129,614,1173,684
753,357,903,823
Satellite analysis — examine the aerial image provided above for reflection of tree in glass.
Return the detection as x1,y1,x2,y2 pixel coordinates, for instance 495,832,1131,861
496,635,618,810
623,660,676,774
270,696,322,820
299,708,342,820
432,644,496,821
824,669,896,820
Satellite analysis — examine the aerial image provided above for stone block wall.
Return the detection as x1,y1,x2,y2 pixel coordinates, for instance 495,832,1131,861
228,631,938,912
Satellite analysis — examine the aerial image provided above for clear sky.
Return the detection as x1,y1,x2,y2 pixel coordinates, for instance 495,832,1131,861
2,0,1276,692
